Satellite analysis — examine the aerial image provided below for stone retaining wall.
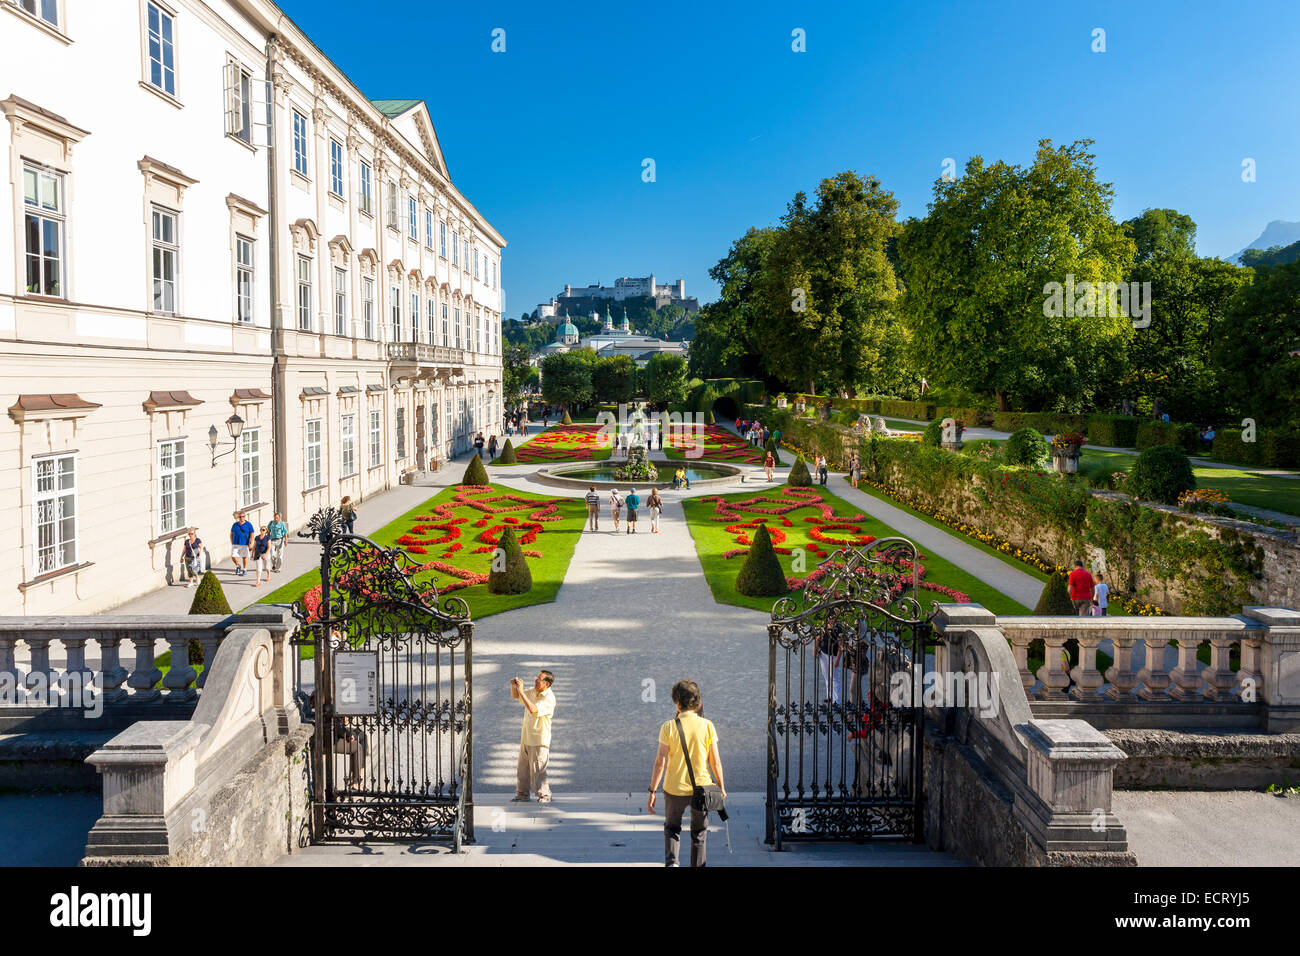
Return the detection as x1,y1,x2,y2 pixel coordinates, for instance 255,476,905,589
1105,728,1300,790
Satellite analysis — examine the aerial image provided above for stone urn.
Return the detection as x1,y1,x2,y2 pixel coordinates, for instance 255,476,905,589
794,399,806,414
1052,452,1080,474
776,396,788,409
939,417,964,451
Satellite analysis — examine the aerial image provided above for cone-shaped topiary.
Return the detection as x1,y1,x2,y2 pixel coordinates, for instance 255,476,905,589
1127,444,1196,504
705,409,716,425
187,570,232,664
561,409,573,425
788,456,812,487
1033,572,1075,615
497,438,518,464
487,525,533,594
462,454,489,485
736,524,789,597
764,436,783,466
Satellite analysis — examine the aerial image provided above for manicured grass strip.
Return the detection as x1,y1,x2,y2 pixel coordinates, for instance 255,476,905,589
1080,449,1300,517
681,483,1029,616
245,482,588,623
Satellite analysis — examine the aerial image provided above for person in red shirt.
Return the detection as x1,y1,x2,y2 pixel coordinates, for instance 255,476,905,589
1067,559,1095,616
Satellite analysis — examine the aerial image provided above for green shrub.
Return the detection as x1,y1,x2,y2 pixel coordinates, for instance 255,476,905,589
496,438,518,464
1033,573,1075,615
462,454,489,485
705,409,716,425
932,405,982,427
187,570,232,665
1258,429,1300,467
487,526,533,594
1127,445,1196,504
1213,428,1258,466
922,419,944,447
763,436,784,466
1086,414,1141,448
1004,427,1049,467
735,524,788,597
1136,420,1199,454
788,457,812,487
992,412,1088,434
561,409,573,425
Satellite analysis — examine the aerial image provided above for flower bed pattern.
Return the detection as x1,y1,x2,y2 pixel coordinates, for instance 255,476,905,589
697,486,969,602
668,424,766,463
300,484,567,619
514,424,608,463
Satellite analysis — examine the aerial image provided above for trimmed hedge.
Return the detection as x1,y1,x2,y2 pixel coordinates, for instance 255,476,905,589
1033,573,1075,615
1127,445,1196,504
922,420,944,447
561,410,573,425
1086,414,1141,448
1213,427,1300,468
462,454,489,485
735,524,788,597
992,412,1088,434
487,526,533,594
788,457,812,487
497,438,518,464
1005,428,1049,467
1136,420,1201,454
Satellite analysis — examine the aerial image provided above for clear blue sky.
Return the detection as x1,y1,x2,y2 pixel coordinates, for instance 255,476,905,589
279,0,1300,319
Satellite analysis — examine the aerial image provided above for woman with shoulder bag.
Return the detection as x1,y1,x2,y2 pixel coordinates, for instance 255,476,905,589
647,679,726,867
339,496,358,535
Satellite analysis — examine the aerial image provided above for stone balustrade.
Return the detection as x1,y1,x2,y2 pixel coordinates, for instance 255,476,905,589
948,606,1300,732
0,609,299,720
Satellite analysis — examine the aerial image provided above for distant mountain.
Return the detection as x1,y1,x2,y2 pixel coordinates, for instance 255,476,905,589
1231,220,1300,264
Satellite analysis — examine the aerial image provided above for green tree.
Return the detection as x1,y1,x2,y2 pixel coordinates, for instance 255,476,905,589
1033,573,1075,615
591,354,639,404
496,438,518,464
688,228,777,380
188,569,231,665
1214,259,1300,428
735,524,788,597
488,526,533,594
898,140,1136,411
1127,445,1196,504
462,454,489,485
644,352,689,407
1240,240,1300,269
788,457,812,487
540,348,595,410
502,344,534,407
752,171,904,395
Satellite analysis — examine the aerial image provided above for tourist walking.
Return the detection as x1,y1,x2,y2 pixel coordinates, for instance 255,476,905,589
648,488,663,533
1067,559,1096,616
339,495,357,535
626,488,640,534
1092,577,1110,616
818,626,843,706
764,450,775,481
610,487,623,531
474,432,486,458
648,679,726,868
850,453,861,489
585,485,601,531
268,512,288,573
230,511,254,577
252,526,271,587
488,435,498,459
510,670,556,804
182,528,204,586
816,454,829,486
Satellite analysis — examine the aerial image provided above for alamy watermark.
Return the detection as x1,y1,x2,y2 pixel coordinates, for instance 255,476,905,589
1043,274,1151,329
595,404,707,458
889,669,1001,718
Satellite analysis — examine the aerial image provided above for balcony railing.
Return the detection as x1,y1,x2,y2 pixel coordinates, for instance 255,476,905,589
386,343,502,368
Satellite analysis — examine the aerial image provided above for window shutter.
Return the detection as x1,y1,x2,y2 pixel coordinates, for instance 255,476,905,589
224,61,242,135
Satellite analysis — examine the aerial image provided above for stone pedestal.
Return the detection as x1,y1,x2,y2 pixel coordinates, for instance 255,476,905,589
1052,454,1080,474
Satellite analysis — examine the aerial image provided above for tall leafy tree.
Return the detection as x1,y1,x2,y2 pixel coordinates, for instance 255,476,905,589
1214,260,1300,428
591,354,639,404
540,349,595,410
644,352,689,408
898,140,1135,410
689,228,777,380
502,344,534,407
751,171,903,395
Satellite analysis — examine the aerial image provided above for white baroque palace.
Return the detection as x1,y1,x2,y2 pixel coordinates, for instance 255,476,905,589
0,0,505,615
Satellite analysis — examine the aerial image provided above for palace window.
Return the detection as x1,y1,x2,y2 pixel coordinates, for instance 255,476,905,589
158,439,186,535
20,0,59,26
33,453,76,575
305,418,322,488
452,230,458,266
151,205,179,313
408,195,418,241
333,267,347,335
224,62,253,144
359,161,373,216
425,208,434,249
410,292,419,342
427,297,436,343
439,220,447,257
22,163,65,297
329,139,344,197
363,276,374,339
239,429,259,507
235,235,254,322
146,2,176,97
341,414,356,477
395,408,406,460
454,307,461,348
385,184,398,229
441,303,449,346
390,285,401,341
473,249,479,280
296,254,312,330
369,410,381,468
292,110,308,176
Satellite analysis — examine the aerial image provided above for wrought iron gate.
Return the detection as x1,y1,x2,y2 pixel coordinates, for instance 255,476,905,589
766,538,932,848
294,507,474,848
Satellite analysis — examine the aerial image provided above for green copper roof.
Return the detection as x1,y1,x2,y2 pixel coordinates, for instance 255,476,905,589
370,99,422,118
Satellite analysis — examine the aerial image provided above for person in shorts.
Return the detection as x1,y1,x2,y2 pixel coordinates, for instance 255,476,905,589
230,511,254,577
625,488,640,534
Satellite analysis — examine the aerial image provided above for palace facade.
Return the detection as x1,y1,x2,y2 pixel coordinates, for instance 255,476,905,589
0,0,504,614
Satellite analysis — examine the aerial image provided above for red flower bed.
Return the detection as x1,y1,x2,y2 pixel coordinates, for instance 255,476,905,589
668,425,765,464
515,424,607,462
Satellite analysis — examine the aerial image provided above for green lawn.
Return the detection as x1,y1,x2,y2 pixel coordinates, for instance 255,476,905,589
245,482,588,622
681,483,1029,616
1079,449,1300,517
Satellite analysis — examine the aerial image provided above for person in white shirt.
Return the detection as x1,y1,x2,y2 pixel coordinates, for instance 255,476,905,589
1092,579,1110,616
510,670,556,803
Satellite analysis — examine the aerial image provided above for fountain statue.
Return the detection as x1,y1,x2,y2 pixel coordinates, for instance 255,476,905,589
616,406,657,481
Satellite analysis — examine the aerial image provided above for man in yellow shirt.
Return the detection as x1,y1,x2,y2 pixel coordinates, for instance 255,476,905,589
647,679,726,867
510,670,555,803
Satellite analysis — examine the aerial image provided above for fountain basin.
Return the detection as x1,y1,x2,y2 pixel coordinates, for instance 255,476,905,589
533,460,743,490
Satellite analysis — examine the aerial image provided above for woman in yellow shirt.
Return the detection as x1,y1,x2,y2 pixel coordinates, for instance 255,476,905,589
647,679,726,867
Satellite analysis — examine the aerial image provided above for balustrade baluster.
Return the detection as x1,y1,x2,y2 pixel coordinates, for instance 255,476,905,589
1008,633,1035,694
60,635,96,712
25,635,57,698
97,632,128,704
1236,636,1265,704
196,633,222,690
0,634,26,700
1200,637,1239,701
1105,634,1139,700
1036,634,1071,701
1168,634,1206,701
127,635,163,702
162,633,198,702
1136,636,1172,700
1069,632,1106,700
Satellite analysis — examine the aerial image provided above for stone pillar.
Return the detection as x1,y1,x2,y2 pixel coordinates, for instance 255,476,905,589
127,635,163,703
162,633,198,703
1242,607,1300,732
